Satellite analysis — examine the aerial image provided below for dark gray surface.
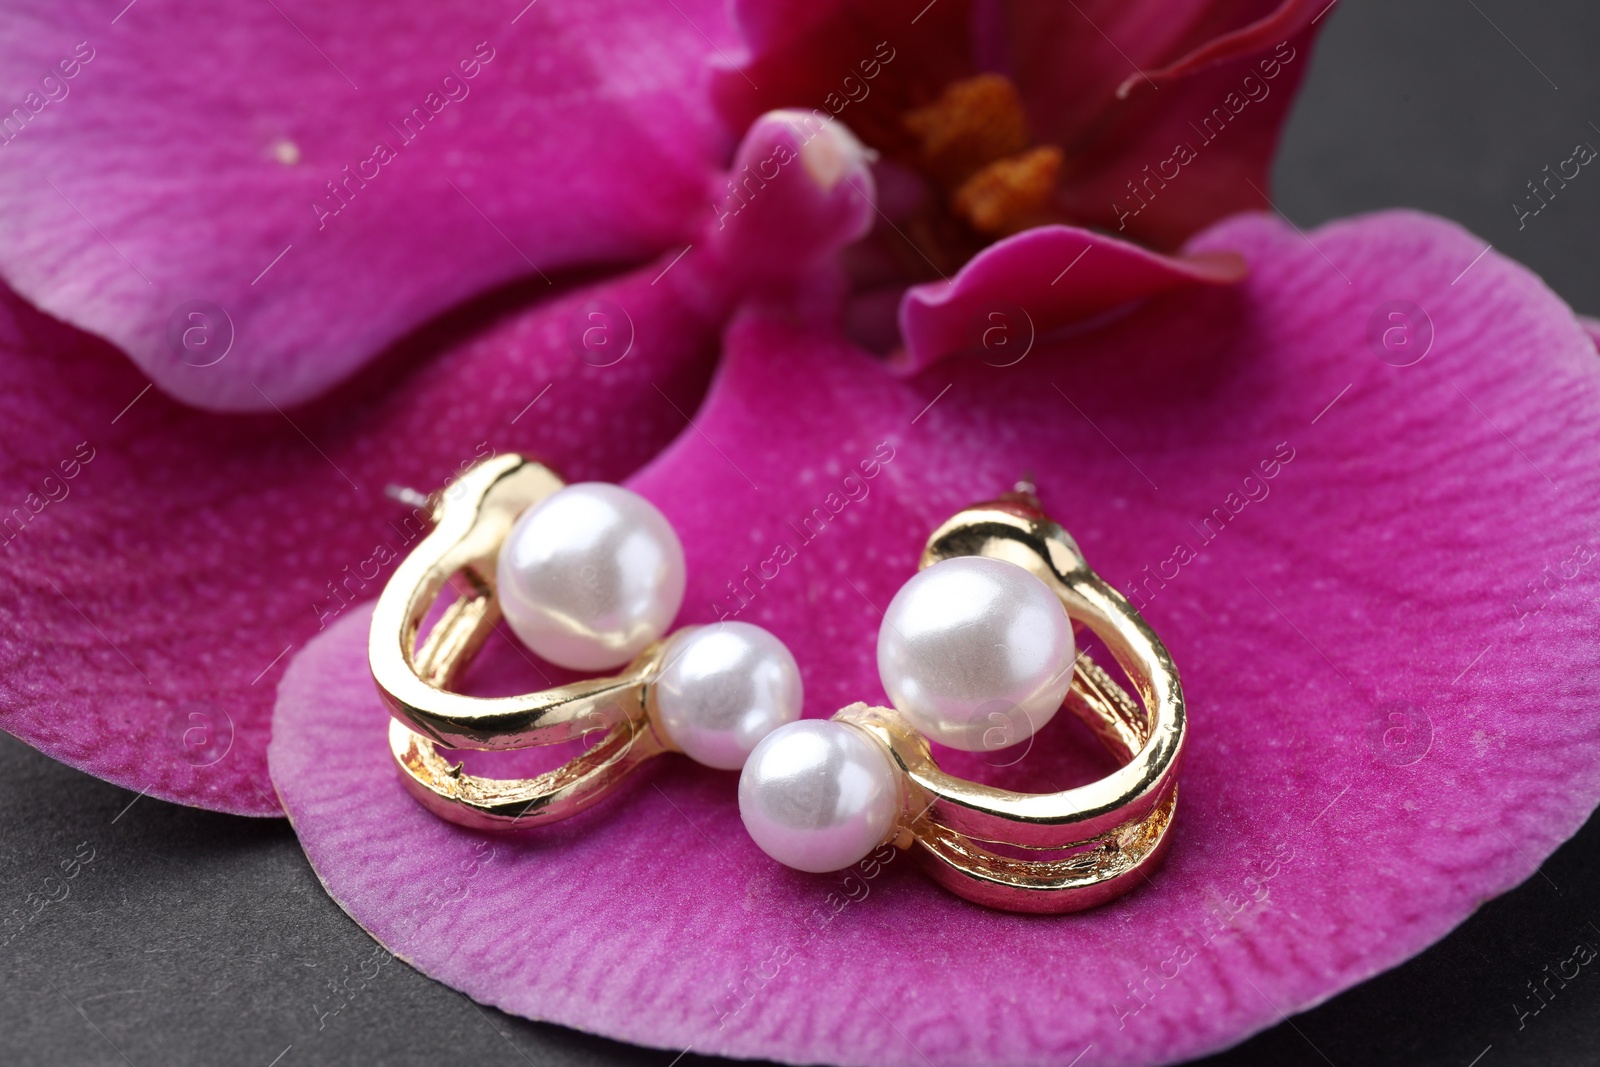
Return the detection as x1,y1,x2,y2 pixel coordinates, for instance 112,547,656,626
1274,0,1599,317
5,1,1600,1064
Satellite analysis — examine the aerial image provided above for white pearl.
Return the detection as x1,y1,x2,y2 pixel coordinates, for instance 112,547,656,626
651,622,804,770
496,483,685,671
877,556,1074,752
739,719,899,873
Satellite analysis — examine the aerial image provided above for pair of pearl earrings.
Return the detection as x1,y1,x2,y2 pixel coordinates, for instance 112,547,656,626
370,454,1185,913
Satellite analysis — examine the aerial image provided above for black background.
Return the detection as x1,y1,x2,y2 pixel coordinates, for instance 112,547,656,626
5,1,1600,1064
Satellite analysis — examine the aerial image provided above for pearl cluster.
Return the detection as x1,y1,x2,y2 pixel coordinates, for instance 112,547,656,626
495,482,1079,875
497,483,803,768
739,556,1074,873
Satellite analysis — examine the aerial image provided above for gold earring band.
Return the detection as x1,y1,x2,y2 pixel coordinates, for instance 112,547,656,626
369,453,804,829
740,490,1186,913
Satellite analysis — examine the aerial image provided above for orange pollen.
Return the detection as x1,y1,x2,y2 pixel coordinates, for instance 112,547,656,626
952,145,1064,237
902,73,1030,188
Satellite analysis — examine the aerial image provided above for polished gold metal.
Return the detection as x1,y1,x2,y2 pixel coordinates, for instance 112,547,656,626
836,491,1185,913
368,453,687,830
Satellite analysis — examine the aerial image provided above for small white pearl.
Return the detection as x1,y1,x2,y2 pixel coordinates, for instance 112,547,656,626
651,622,804,770
496,483,685,671
877,556,1074,752
739,719,900,873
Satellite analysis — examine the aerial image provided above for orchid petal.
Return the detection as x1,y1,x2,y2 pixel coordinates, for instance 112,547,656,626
1577,313,1600,351
1115,0,1335,95
0,251,731,814
895,225,1244,375
0,0,731,411
271,209,1600,1063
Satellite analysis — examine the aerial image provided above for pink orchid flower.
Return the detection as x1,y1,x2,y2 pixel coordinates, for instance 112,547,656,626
272,210,1600,1066
713,0,1331,371
7,3,1600,1066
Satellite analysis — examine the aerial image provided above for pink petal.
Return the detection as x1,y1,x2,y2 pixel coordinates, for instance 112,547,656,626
705,111,878,287
270,209,1600,1064
1116,0,1334,95
0,250,733,815
997,1,1326,248
1578,313,1600,351
0,1,732,411
895,225,1245,375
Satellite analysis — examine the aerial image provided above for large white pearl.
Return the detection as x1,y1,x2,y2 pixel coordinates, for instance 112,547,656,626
496,483,686,671
877,556,1074,752
739,719,899,873
651,622,804,770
